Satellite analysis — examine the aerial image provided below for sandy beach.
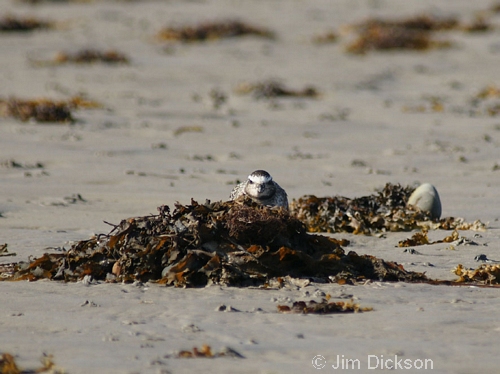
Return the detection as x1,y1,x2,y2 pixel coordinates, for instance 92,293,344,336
1,0,500,372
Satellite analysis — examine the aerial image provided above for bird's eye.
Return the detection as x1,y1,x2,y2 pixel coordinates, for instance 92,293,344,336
248,180,254,184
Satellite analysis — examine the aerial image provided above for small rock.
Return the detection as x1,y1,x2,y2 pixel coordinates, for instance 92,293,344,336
81,300,99,307
215,304,240,312
403,248,421,255
407,183,442,219
218,346,245,358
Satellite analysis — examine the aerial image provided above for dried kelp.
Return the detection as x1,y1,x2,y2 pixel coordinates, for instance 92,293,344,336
398,229,461,247
0,352,59,374
402,85,500,117
290,183,486,234
453,264,500,285
0,98,72,122
342,12,498,54
234,80,319,100
346,25,451,54
0,243,16,258
157,20,274,43
468,85,500,117
174,126,203,136
398,231,430,247
177,345,213,358
45,49,129,65
353,15,459,32
277,298,372,314
0,16,52,32
398,228,478,249
0,198,427,286
402,95,445,113
0,96,101,123
343,14,460,54
290,183,418,234
172,345,244,359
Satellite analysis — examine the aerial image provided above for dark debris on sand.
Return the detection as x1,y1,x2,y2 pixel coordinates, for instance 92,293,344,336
157,20,275,43
0,96,101,123
343,14,467,54
0,15,52,32
0,198,427,286
234,80,319,100
0,352,57,374
290,183,486,234
277,298,373,314
52,49,130,65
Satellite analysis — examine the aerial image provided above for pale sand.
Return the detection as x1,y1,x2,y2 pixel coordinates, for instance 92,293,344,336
1,0,500,372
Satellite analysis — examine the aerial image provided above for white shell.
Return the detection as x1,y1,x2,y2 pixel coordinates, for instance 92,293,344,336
407,183,442,219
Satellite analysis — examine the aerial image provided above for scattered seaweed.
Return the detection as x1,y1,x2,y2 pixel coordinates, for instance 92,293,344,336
35,49,130,66
402,95,446,113
290,183,486,234
177,345,213,358
0,198,427,286
0,352,59,374
460,17,492,33
453,264,500,285
398,231,430,247
398,228,479,249
157,20,274,43
0,96,101,123
234,80,319,100
0,15,52,32
346,24,451,54
0,243,16,258
173,126,204,136
341,12,497,54
475,85,500,100
171,345,244,359
469,85,500,117
398,229,461,247
402,85,500,117
352,15,459,32
342,14,463,54
277,298,372,314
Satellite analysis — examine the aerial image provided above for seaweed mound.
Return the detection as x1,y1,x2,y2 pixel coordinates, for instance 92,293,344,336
0,198,426,286
290,183,485,234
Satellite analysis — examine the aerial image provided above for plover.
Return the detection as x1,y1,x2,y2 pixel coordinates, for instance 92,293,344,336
229,170,288,209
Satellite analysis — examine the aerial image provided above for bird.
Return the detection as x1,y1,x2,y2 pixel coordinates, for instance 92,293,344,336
229,170,288,209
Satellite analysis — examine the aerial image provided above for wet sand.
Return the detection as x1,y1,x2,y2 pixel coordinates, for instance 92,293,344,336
1,0,500,373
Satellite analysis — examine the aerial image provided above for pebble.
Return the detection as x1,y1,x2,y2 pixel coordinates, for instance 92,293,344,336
407,183,442,219
215,304,240,312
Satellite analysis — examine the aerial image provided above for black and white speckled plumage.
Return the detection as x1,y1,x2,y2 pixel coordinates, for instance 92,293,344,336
229,170,288,209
